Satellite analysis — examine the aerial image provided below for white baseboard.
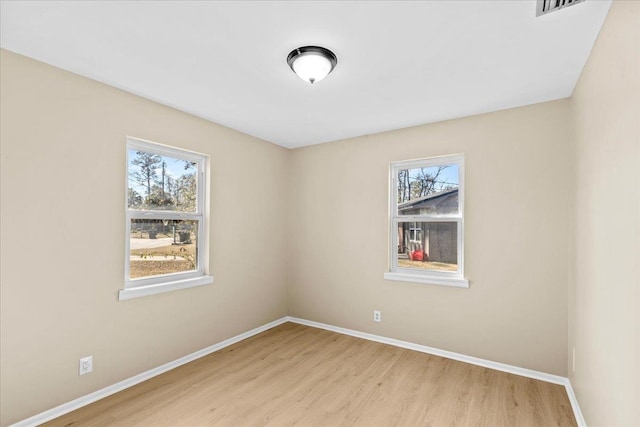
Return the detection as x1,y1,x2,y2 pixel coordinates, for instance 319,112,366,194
287,317,586,427
10,317,289,427
12,315,586,427
288,317,565,384
564,378,587,427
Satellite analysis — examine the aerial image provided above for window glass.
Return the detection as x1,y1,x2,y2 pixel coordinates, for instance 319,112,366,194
397,164,459,215
396,221,457,272
129,219,198,279
127,149,197,212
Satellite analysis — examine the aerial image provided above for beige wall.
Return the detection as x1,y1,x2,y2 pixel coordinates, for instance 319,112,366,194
569,1,640,426
288,99,572,377
0,50,289,426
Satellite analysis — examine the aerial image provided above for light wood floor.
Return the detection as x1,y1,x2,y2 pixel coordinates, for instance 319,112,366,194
44,322,577,426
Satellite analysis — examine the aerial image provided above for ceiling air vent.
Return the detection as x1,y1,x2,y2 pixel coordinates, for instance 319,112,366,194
536,0,586,17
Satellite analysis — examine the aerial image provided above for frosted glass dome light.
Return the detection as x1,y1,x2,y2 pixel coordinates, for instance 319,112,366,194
287,46,337,84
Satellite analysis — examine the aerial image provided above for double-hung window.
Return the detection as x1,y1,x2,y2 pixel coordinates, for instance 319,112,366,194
120,137,213,300
384,154,468,288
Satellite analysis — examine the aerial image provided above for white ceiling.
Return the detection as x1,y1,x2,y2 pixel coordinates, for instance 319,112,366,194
1,1,611,149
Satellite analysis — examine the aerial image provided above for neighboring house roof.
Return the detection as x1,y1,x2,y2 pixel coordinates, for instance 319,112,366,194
398,188,459,215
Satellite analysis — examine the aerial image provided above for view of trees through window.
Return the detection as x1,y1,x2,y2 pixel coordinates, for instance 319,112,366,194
128,150,197,211
395,164,460,273
397,165,458,204
128,149,200,280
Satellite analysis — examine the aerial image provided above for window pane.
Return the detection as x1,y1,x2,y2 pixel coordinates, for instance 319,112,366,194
397,165,459,215
128,149,197,212
129,219,198,279
395,221,457,272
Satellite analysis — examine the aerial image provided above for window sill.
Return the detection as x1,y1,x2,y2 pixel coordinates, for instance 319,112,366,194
384,272,469,288
119,275,214,301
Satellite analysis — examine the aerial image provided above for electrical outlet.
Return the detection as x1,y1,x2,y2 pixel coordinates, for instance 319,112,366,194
79,356,93,375
373,310,381,323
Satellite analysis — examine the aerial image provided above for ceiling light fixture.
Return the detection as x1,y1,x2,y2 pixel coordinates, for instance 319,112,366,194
287,46,337,84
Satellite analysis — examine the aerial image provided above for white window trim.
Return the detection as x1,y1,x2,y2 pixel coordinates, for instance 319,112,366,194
385,154,469,288
119,137,213,301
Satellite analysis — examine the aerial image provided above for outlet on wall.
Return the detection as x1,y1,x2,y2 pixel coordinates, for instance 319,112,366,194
373,310,381,323
79,356,93,375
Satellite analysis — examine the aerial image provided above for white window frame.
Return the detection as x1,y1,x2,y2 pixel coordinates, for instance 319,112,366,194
119,137,213,300
384,154,469,288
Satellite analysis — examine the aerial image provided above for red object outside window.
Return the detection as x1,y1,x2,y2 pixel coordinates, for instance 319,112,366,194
411,250,424,261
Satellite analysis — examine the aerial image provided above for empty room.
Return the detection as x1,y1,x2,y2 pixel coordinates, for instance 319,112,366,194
0,1,638,426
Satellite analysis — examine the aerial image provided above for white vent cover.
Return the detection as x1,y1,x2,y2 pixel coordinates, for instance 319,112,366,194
537,0,586,17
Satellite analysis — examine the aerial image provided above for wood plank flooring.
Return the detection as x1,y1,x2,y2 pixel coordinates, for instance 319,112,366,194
43,322,577,426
